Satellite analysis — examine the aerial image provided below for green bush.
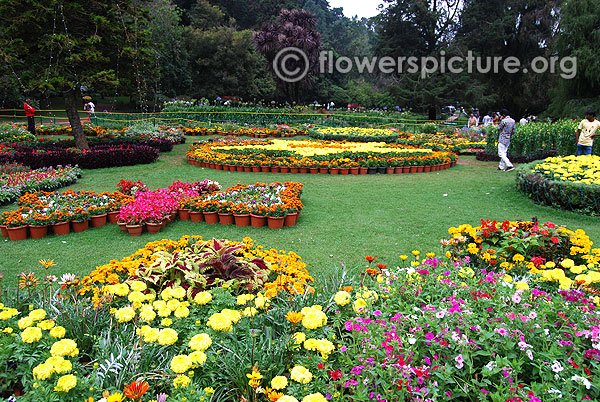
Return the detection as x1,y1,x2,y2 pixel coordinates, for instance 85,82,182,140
420,123,439,134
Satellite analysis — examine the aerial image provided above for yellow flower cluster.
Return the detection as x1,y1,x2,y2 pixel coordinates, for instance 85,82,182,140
213,139,434,157
290,365,313,384
0,304,18,320
334,291,351,306
54,374,77,392
33,356,73,380
271,375,288,390
303,338,336,359
189,333,212,351
206,309,242,332
314,127,398,138
533,155,600,185
300,306,327,330
21,327,43,343
50,339,79,357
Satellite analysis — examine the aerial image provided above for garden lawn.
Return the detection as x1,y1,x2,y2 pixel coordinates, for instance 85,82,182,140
1,137,600,286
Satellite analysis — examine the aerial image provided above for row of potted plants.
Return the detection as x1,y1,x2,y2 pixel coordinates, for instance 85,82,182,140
0,190,134,241
186,139,457,173
0,164,82,205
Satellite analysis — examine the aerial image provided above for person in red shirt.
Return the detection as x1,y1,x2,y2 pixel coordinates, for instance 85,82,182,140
24,98,36,135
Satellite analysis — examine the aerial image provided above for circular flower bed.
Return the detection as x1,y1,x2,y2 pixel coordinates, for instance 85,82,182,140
516,155,600,215
187,139,457,174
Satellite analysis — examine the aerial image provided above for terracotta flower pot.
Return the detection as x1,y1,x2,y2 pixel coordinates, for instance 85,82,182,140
280,166,290,173
402,166,410,173
7,226,28,241
218,213,234,225
189,211,204,223
117,221,128,232
261,166,270,173
250,214,266,228
285,213,298,227
0,225,8,238
252,166,261,173
53,221,70,235
146,222,162,234
409,166,418,173
319,167,328,174
244,166,252,173
386,167,395,174
339,168,349,175
300,167,309,174
29,225,48,239
204,211,219,224
72,220,89,233
350,167,359,175
416,166,424,173
290,167,299,174
394,167,403,174
267,216,285,229
107,211,120,224
90,214,108,228
359,167,368,175
270,166,280,173
329,168,339,175
234,214,251,227
216,164,224,170
236,165,244,172
126,224,144,236
309,168,318,174
178,209,191,221
424,165,432,173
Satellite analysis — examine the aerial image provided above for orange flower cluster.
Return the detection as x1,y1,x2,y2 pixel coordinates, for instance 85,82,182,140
77,235,313,306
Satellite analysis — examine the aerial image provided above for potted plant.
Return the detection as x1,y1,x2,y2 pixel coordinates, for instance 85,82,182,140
189,199,204,223
233,204,251,227
88,205,108,228
250,205,267,228
217,202,234,225
70,208,90,233
202,200,220,224
27,213,50,239
266,205,287,229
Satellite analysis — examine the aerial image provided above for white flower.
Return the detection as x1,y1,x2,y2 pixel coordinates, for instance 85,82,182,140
571,375,592,389
484,361,497,371
526,350,533,360
551,361,564,373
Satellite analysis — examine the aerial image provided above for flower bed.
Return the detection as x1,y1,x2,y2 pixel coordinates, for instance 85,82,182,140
0,122,36,144
0,144,160,169
0,164,81,205
187,139,457,174
516,155,600,215
177,123,305,138
0,190,133,240
397,132,487,154
2,222,600,401
36,137,175,153
308,127,399,143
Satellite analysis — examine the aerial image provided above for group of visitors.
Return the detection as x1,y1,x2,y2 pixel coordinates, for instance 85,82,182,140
495,108,599,171
22,98,95,135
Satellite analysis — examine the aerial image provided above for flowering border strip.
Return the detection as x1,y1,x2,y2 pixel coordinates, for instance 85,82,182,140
186,139,457,175
516,156,600,216
0,165,81,206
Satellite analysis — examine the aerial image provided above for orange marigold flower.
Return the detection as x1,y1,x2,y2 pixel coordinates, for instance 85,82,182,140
285,311,303,324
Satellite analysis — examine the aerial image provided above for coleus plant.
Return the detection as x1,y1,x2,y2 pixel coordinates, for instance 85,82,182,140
131,239,271,297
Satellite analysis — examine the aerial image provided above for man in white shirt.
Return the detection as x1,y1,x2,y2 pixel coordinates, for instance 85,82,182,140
482,114,493,127
84,101,95,122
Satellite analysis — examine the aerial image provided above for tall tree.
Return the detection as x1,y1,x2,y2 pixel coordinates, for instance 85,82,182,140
0,0,153,148
550,0,600,116
254,9,321,103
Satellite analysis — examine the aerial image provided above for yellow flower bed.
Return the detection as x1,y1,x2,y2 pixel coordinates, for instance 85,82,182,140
533,155,600,185
213,139,433,157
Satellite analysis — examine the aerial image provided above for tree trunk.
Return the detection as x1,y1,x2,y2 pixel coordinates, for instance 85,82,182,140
428,106,437,121
64,88,89,150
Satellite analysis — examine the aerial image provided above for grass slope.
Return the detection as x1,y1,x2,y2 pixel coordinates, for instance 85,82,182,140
1,138,599,286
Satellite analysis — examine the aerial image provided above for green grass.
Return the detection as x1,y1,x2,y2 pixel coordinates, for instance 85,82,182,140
2,138,600,286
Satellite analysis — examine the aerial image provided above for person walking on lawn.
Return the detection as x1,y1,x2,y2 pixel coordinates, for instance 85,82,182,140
497,109,515,172
24,98,36,135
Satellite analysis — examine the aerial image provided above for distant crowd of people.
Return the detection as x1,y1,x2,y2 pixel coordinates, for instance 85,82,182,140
467,111,537,129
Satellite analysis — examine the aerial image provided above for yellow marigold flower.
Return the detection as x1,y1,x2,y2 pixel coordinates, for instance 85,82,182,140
173,374,191,389
166,299,181,311
302,393,328,402
0,307,18,320
189,351,207,366
128,291,145,303
49,326,66,339
18,316,34,330
157,328,178,346
290,365,312,384
300,306,327,329
29,309,47,321
194,291,212,305
221,309,242,323
139,306,156,322
204,387,215,395
106,393,125,402
334,291,351,306
207,312,233,332
153,300,167,310
161,318,173,326
292,332,306,345
115,307,136,323
278,396,299,402
129,280,147,292
512,254,525,263
242,307,258,317
37,319,55,330
174,306,190,319
271,375,288,390
21,327,43,343
51,339,79,357
561,259,575,268
3,327,13,334
54,374,77,392
170,355,192,374
546,261,556,268
53,359,72,374
254,295,268,309
113,283,130,297
143,327,160,343
33,363,54,380
189,333,212,351
514,282,529,290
